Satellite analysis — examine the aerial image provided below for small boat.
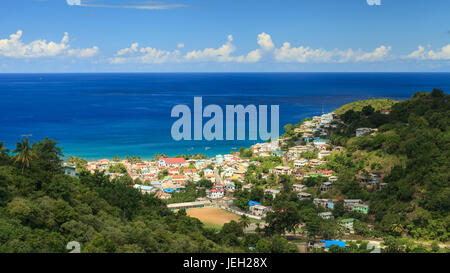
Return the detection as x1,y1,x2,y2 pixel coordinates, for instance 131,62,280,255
187,147,194,151
205,147,211,151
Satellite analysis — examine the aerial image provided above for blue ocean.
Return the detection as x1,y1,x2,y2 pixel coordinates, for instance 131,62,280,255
1,73,449,160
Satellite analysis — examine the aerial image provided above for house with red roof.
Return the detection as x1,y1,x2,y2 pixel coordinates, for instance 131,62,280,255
98,159,110,166
183,169,197,174
321,170,333,176
158,157,186,167
168,168,180,175
213,184,224,190
172,175,187,184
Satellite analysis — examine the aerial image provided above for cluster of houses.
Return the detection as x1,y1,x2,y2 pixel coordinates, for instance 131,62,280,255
313,198,369,215
252,140,282,157
79,110,371,210
79,152,256,202
63,109,387,227
356,127,378,137
82,156,217,199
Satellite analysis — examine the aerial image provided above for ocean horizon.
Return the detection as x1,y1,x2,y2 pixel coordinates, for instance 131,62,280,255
1,72,449,161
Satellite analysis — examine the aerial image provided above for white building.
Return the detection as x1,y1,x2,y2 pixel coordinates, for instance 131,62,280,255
270,166,292,175
318,150,332,160
293,184,307,192
298,192,312,200
328,176,338,182
320,113,334,124
207,189,225,199
249,205,271,217
318,212,334,219
356,128,377,137
294,159,309,168
63,165,78,178
265,188,281,198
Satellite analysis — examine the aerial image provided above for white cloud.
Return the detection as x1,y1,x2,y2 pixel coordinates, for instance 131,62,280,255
184,35,237,62
117,42,140,56
407,45,427,60
68,46,100,58
367,0,381,6
257,32,275,51
111,34,264,64
353,45,391,62
0,30,99,59
110,43,180,64
244,49,263,63
274,42,392,63
139,47,180,64
274,43,335,63
406,45,450,60
66,0,81,6
0,30,69,58
66,0,186,10
183,33,268,63
108,33,397,65
334,45,392,62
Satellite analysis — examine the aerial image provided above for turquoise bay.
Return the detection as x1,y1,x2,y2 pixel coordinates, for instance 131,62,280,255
1,73,449,160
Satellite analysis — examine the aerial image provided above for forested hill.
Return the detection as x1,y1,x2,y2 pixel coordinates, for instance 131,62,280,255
0,140,229,252
333,98,397,115
0,141,296,253
329,88,449,241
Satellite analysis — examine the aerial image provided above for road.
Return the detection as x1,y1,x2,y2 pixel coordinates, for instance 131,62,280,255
214,168,223,184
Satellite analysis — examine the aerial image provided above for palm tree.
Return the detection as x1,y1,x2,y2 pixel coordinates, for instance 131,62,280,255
0,142,9,155
239,215,251,231
0,142,9,163
13,137,36,173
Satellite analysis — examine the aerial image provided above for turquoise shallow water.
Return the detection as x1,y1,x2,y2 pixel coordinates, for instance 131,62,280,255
0,73,449,160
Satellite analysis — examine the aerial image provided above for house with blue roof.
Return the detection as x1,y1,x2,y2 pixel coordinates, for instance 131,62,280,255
248,200,261,206
139,185,154,194
313,139,329,146
140,186,154,191
320,240,346,249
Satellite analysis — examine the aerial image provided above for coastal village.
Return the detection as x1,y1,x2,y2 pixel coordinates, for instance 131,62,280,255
64,110,390,252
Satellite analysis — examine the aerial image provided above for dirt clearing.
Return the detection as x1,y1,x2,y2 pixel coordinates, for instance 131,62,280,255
186,207,241,226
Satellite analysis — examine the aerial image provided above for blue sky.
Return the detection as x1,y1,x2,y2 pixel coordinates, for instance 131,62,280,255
0,0,449,72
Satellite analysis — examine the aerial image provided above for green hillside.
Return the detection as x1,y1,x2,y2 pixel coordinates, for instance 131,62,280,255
329,89,450,243
334,98,398,115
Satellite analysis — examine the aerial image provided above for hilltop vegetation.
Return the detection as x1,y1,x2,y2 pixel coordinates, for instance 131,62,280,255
329,89,449,242
334,98,398,115
255,89,449,252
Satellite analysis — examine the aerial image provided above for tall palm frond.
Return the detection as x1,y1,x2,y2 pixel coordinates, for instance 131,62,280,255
12,137,36,173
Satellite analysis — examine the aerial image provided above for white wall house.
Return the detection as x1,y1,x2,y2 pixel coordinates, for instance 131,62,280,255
207,189,224,199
